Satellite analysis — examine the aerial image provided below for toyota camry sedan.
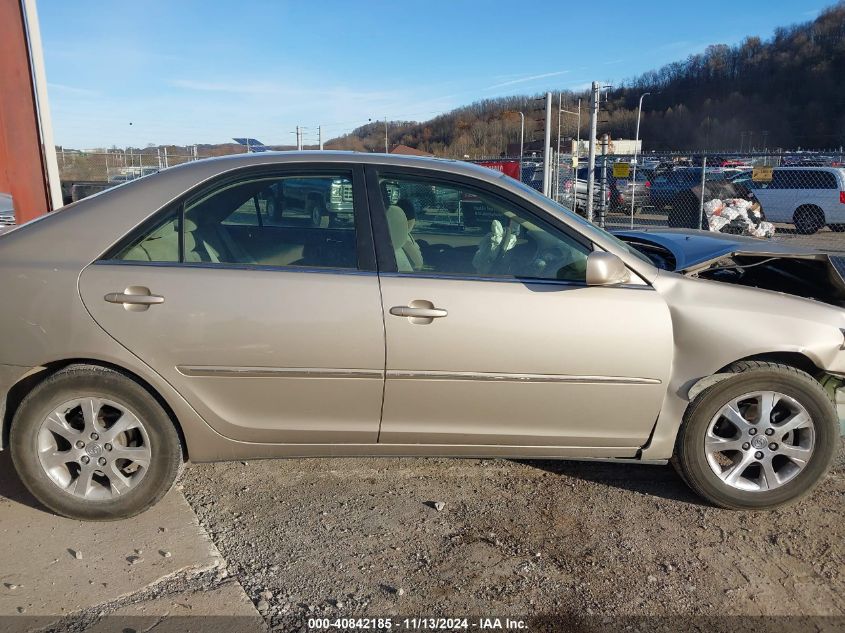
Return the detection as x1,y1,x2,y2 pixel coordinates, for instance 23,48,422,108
0,152,842,520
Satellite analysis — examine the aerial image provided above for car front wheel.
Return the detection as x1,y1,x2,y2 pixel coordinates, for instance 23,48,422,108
10,365,182,521
674,361,837,510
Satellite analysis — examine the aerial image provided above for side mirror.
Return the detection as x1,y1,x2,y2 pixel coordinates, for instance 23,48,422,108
586,251,631,286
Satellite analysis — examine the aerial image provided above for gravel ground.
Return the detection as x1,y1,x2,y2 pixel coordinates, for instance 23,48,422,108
180,450,845,632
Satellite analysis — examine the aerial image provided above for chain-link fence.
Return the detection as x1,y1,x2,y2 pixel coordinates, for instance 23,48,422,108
57,148,228,204
57,148,845,252
544,151,845,253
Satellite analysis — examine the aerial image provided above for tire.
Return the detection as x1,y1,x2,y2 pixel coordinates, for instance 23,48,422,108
793,205,825,235
674,361,837,510
10,365,182,521
306,198,324,227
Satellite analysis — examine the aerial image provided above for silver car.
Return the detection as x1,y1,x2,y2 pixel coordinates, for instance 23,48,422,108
0,152,842,520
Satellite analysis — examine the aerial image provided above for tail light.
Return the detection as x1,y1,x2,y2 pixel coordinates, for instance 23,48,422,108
840,191,845,204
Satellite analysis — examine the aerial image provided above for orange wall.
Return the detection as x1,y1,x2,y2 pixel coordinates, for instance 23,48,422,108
0,0,51,223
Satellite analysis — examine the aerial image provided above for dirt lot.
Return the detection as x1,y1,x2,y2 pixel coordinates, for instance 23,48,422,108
180,451,845,632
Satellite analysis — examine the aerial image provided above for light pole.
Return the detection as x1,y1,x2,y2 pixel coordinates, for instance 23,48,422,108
630,91,651,228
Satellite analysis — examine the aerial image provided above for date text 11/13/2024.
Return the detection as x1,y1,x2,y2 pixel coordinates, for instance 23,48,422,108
307,617,529,630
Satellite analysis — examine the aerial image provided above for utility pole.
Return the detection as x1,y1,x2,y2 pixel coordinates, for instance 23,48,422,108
384,116,389,153
296,126,302,151
560,100,581,210
586,81,600,223
318,126,324,150
599,134,609,228
542,92,553,197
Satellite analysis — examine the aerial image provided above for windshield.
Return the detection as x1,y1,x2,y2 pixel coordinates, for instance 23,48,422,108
505,175,654,266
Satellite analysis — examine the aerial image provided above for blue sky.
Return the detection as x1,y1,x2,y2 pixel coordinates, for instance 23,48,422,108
39,0,826,149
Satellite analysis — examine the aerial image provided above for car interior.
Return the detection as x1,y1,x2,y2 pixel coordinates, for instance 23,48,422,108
380,177,589,281
117,175,358,269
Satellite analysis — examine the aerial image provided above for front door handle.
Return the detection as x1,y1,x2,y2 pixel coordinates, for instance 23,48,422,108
389,306,448,319
104,286,164,312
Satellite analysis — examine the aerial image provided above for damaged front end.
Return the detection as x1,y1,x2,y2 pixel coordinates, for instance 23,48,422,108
689,252,845,437
685,252,845,308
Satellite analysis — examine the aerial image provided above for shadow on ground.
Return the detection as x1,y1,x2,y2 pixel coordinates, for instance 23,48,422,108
514,458,709,506
0,451,48,513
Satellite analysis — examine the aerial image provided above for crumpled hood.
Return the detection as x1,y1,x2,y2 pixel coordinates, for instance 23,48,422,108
614,229,845,307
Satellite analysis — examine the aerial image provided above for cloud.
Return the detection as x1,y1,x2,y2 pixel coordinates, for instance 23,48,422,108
485,70,570,90
168,79,282,95
48,82,99,97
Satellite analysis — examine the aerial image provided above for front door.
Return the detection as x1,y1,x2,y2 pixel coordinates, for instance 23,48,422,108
79,165,385,444
369,168,673,450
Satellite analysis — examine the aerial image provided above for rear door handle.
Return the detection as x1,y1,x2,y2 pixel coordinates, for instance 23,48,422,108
389,306,448,319
104,286,164,311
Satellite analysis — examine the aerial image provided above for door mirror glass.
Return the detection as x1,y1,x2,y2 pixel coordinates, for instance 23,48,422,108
586,251,630,286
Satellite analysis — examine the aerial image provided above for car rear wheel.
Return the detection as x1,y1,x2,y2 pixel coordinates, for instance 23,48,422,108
793,205,825,235
10,365,182,521
674,361,837,510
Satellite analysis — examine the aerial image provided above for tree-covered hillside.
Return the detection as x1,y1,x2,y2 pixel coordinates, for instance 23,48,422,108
327,2,845,155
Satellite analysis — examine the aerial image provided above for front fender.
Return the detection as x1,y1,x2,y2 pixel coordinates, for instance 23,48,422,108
642,271,845,459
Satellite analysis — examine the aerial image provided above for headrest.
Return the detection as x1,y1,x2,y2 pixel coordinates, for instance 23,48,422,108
386,205,410,248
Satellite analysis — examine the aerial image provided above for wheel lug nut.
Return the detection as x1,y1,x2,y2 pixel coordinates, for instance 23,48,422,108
80,455,90,464
764,428,774,436
75,440,85,449
98,457,107,466
104,443,112,451
749,428,758,436
769,443,778,451
90,432,99,441
755,451,764,460
742,442,751,450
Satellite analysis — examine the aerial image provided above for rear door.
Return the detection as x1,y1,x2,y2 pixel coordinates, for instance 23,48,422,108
79,164,386,444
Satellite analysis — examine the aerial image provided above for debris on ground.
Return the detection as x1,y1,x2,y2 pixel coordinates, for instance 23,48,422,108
180,454,845,628
704,198,775,238
69,549,83,560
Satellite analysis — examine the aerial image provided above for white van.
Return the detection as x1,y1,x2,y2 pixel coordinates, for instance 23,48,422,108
753,167,845,234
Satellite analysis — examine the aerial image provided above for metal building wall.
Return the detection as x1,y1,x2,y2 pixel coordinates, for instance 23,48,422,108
0,0,57,223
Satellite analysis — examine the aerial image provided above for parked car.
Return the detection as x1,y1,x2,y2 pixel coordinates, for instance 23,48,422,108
1,152,842,520
650,167,728,208
748,167,845,234
0,193,14,234
657,168,759,229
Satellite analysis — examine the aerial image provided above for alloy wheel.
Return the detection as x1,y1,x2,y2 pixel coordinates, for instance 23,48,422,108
36,397,151,500
704,391,815,492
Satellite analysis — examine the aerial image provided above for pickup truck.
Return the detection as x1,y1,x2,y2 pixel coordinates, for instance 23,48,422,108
264,176,354,226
